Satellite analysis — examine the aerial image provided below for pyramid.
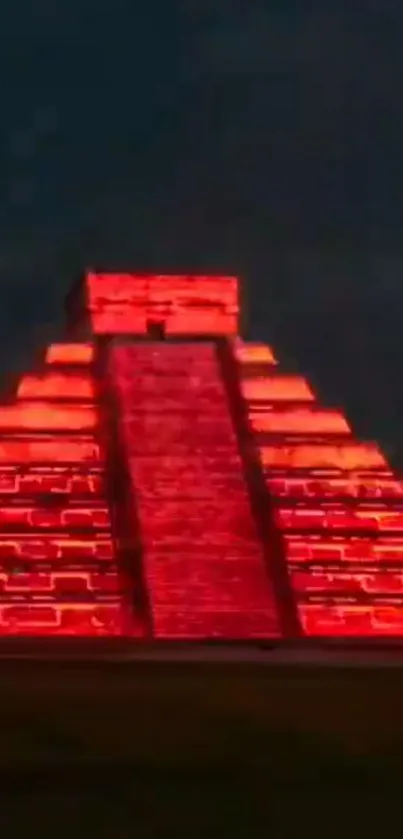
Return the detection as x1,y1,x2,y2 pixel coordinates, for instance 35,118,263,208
0,270,402,640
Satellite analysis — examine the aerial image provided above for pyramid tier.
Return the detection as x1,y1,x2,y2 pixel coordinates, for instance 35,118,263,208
236,339,403,637
0,344,145,637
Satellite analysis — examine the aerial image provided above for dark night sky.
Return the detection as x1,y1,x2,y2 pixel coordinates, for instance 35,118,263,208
1,2,403,458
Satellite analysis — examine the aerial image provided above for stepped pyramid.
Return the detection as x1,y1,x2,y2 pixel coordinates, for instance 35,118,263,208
0,270,402,641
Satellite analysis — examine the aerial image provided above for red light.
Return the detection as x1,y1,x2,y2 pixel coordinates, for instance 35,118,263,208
0,603,129,636
0,320,146,637
0,505,110,530
276,506,403,533
249,408,351,435
260,443,387,470
17,374,95,400
266,475,403,500
108,342,281,639
127,457,246,499
0,438,100,464
284,535,403,564
298,603,403,636
0,269,400,642
0,468,104,496
46,343,94,365
0,570,120,595
86,272,239,336
147,609,281,639
241,376,314,402
234,341,277,365
0,403,97,431
291,568,403,596
0,535,114,562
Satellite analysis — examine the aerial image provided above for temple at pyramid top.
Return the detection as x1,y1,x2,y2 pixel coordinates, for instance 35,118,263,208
0,269,402,642
66,272,240,337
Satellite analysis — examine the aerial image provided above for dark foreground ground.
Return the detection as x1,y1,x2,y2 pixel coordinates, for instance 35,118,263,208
1,656,403,835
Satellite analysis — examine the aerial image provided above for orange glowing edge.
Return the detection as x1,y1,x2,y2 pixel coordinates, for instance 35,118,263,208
0,402,97,431
249,408,350,435
298,603,403,636
284,534,403,563
276,506,403,532
0,570,119,594
241,376,315,402
0,467,104,496
234,341,277,365
0,602,144,636
0,534,114,561
17,374,96,400
0,438,101,463
46,343,94,365
260,443,387,470
290,567,403,596
265,475,403,499
0,504,110,529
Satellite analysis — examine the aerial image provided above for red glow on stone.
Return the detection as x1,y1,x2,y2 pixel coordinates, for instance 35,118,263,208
234,341,277,365
291,568,403,596
0,403,97,431
0,603,130,636
0,504,110,530
46,343,94,365
241,376,315,402
0,468,104,497
0,334,142,635
0,438,101,464
276,506,403,533
17,374,95,400
0,570,120,595
85,272,239,336
0,535,114,562
249,408,350,435
238,335,403,639
260,443,386,470
0,265,401,643
266,475,403,500
284,535,403,564
108,342,281,639
299,603,403,636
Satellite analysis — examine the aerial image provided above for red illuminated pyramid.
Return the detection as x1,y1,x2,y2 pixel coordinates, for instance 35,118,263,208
0,271,402,640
